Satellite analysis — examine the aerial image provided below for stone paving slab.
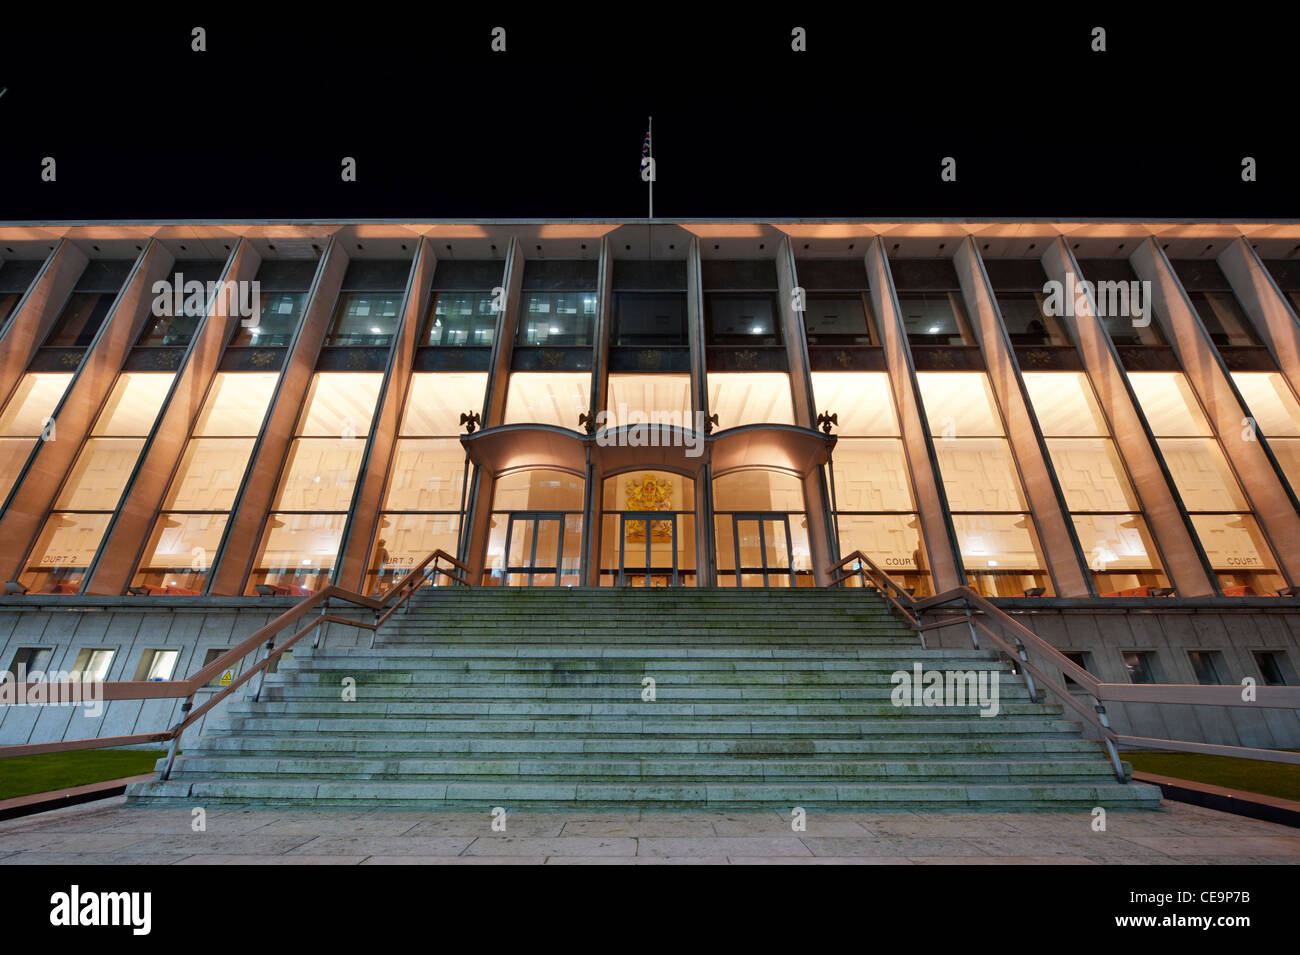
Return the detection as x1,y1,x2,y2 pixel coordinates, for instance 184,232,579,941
0,797,1296,864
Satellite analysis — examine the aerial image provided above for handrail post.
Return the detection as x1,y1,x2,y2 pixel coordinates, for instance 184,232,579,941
252,639,274,702
964,599,979,649
160,696,194,780
312,608,327,649
1015,639,1038,703
1094,702,1127,783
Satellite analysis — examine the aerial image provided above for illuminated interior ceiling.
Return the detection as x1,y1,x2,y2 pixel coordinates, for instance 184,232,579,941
403,373,489,435
1020,372,1108,436
1231,372,1300,436
195,373,279,435
299,373,383,436
91,372,174,436
809,373,897,435
915,372,1003,436
707,373,795,428
1126,372,1212,435
0,373,73,434
503,372,591,430
606,374,691,425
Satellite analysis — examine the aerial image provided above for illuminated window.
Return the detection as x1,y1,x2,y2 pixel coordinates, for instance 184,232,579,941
1022,372,1168,596
247,373,381,595
1231,371,1300,496
605,374,692,429
423,291,498,347
366,373,486,594
917,371,1050,596
21,373,173,594
1129,371,1282,595
133,372,278,595
0,372,73,502
707,372,795,428
503,372,591,430
812,371,927,595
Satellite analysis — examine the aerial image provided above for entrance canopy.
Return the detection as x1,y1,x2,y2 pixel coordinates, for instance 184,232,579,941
461,423,835,478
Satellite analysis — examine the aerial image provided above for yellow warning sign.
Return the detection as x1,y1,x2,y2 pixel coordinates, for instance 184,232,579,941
219,669,234,686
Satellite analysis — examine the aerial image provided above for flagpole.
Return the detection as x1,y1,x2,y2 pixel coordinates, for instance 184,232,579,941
648,115,653,220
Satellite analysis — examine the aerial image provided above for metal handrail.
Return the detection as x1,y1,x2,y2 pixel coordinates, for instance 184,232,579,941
829,551,1300,780
0,548,472,777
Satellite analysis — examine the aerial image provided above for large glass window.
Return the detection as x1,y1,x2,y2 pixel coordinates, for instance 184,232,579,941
1078,259,1166,347
132,372,279,594
21,373,173,593
707,373,795,428
232,290,308,347
1022,372,1168,595
503,372,591,430
324,292,402,347
802,294,877,346
248,373,382,594
366,372,486,594
43,293,115,349
612,293,687,346
605,374,692,429
704,294,781,346
0,373,73,504
984,259,1070,346
1129,371,1282,594
813,371,926,594
917,371,1050,596
423,291,498,347
896,292,973,346
517,292,597,346
1231,371,1300,496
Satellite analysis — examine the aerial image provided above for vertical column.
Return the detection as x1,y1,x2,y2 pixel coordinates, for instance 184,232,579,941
1130,238,1300,582
775,240,834,584
954,238,1091,596
865,237,963,592
86,239,262,594
0,241,87,411
582,237,614,585
686,236,715,585
1041,238,1215,595
464,238,524,581
335,238,436,591
1218,238,1300,401
207,236,349,595
0,240,174,583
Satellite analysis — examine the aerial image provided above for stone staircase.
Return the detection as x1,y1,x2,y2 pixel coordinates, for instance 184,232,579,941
127,588,1163,811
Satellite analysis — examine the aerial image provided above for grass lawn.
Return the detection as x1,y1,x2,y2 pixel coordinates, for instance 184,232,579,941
1124,751,1300,802
0,750,166,800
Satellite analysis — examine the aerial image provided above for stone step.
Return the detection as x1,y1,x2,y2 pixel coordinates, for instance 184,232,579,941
184,736,1108,757
221,701,1050,719
206,716,1082,736
257,684,1037,701
126,778,1164,811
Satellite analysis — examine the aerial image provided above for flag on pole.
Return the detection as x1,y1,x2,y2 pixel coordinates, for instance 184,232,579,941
641,129,651,163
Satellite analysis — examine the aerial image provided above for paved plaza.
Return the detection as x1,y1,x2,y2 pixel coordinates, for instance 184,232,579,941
0,798,1297,864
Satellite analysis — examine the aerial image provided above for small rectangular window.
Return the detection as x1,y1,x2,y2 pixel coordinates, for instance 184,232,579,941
1188,650,1227,685
1252,651,1292,686
68,648,115,682
133,648,180,682
202,648,233,687
1061,651,1090,690
4,647,53,682
1122,650,1158,684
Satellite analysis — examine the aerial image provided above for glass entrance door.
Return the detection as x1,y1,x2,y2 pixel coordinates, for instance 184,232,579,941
502,511,564,586
730,512,795,587
618,511,678,586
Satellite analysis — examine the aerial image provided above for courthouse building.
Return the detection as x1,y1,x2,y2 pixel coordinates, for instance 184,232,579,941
0,219,1298,750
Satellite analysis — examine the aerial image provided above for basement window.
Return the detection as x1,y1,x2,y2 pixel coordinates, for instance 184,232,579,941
133,649,180,682
1188,650,1227,685
1122,651,1158,685
1253,651,1293,686
1060,651,1091,691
